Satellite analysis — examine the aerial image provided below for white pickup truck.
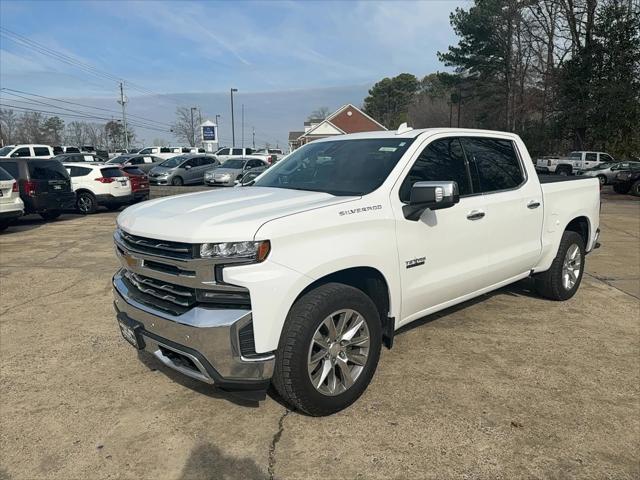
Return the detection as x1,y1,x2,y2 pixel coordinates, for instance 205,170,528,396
536,150,616,175
113,127,601,416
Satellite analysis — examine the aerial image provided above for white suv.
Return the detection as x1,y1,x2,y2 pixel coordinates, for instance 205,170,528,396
63,163,133,214
0,144,54,158
0,166,24,231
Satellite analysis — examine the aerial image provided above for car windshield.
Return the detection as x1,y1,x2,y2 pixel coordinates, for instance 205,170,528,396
254,138,415,196
159,156,186,168
222,159,246,169
0,146,14,156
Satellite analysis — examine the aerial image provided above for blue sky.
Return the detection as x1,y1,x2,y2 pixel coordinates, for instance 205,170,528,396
0,0,469,145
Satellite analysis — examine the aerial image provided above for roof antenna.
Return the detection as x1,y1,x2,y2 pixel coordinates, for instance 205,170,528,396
396,122,413,135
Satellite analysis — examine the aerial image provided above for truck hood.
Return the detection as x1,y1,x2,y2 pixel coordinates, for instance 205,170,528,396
117,186,356,243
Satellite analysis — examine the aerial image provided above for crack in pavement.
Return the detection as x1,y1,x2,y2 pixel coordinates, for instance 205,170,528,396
268,409,290,480
585,272,639,300
0,278,85,316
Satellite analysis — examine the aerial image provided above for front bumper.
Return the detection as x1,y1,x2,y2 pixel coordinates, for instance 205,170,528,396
205,178,234,186
112,270,274,389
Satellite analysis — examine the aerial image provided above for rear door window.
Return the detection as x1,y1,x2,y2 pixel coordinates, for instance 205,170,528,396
232,148,243,155
53,146,63,155
460,138,524,193
400,137,472,202
68,166,92,177
585,153,597,162
28,160,69,180
33,147,50,157
217,148,230,155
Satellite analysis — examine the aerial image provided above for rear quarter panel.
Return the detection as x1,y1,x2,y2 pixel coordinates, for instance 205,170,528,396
535,178,600,272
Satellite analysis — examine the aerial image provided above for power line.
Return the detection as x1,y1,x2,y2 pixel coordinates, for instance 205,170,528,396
0,88,172,127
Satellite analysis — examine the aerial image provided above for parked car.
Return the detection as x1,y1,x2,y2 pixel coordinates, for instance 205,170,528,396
52,146,81,155
80,146,109,161
148,154,219,186
119,166,150,203
536,151,616,175
107,154,164,173
0,157,75,220
113,127,601,415
214,147,254,163
0,166,25,231
252,148,284,164
204,157,267,186
0,144,54,159
137,146,186,160
63,163,132,214
576,161,640,185
611,163,640,195
236,165,269,186
53,153,102,163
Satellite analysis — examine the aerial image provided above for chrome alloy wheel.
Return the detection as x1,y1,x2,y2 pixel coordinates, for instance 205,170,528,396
77,195,93,213
307,309,370,396
562,244,582,290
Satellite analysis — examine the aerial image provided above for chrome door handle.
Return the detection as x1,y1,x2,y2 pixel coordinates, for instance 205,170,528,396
466,210,485,221
527,201,541,209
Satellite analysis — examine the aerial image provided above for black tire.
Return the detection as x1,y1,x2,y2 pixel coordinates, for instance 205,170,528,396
171,176,183,186
630,180,640,197
76,191,97,214
40,210,61,221
556,166,571,176
597,175,607,186
272,283,382,416
106,204,122,211
534,231,585,301
613,183,631,194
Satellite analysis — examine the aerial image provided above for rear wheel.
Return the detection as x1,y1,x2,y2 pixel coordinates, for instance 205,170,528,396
534,231,585,301
272,283,382,416
76,191,97,214
171,176,183,186
630,180,640,197
613,183,631,194
556,166,571,176
40,210,61,221
597,175,606,186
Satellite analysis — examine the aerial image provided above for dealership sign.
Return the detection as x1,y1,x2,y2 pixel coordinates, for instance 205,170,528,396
202,125,216,141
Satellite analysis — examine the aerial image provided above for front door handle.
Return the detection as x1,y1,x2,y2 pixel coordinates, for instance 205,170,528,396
466,210,485,221
527,200,541,209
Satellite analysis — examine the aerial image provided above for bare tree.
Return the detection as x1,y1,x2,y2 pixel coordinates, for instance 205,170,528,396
171,107,197,147
0,109,19,145
66,121,87,146
307,107,331,120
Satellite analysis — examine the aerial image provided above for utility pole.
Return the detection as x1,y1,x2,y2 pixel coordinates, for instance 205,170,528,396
118,82,129,150
198,108,203,147
252,127,255,149
241,103,244,150
190,107,197,147
230,88,238,147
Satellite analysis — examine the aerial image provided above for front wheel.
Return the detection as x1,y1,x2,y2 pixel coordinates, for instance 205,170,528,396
272,283,382,416
630,180,640,197
534,231,585,301
613,183,630,194
40,210,61,221
171,176,183,186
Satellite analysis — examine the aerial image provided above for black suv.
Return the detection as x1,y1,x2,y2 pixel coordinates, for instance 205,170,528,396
0,157,76,220
612,163,640,196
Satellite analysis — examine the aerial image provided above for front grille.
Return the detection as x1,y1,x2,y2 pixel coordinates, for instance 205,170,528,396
123,271,196,315
119,230,194,259
144,259,196,277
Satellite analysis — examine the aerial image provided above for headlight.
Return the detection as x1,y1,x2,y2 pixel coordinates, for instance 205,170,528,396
220,173,231,180
199,240,270,261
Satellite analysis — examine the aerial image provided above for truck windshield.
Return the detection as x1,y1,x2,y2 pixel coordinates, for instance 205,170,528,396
254,138,415,196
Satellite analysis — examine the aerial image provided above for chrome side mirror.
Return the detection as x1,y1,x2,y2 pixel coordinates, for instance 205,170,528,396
403,181,460,221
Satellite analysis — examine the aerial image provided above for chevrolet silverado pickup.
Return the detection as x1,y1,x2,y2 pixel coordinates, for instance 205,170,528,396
113,127,601,416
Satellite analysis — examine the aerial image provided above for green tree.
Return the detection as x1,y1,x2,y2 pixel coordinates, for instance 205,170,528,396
363,73,419,129
42,116,65,145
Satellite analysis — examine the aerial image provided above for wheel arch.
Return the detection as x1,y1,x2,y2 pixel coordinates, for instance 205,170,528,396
294,266,395,349
75,188,96,197
564,216,590,247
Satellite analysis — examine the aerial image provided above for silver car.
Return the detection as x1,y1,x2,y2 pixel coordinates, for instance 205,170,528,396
576,161,640,185
148,154,219,186
204,157,268,186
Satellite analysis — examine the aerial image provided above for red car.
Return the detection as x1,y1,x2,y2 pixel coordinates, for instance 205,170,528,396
119,166,149,203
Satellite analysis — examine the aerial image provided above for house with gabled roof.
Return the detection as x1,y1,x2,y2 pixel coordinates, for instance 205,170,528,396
288,104,387,152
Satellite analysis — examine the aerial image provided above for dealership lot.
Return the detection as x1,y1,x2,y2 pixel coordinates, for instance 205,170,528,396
0,187,638,479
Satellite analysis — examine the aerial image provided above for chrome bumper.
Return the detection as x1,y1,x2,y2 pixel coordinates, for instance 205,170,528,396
113,271,274,388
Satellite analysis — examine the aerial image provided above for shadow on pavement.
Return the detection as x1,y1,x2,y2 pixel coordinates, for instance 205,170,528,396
179,443,267,480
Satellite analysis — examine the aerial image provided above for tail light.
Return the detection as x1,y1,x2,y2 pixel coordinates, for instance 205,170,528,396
22,180,37,196
95,177,115,183
12,181,18,192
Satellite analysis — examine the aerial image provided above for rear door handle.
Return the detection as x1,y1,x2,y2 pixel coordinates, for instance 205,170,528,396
466,210,485,221
527,200,541,209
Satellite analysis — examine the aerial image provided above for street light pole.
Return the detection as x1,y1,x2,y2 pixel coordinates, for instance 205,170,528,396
230,88,238,148
241,103,244,150
190,107,197,147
